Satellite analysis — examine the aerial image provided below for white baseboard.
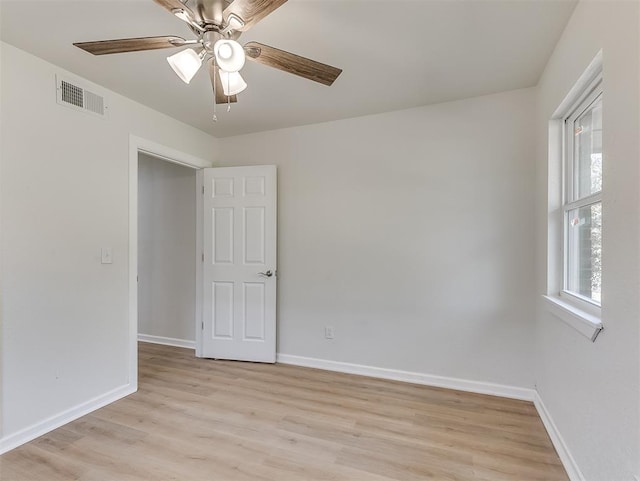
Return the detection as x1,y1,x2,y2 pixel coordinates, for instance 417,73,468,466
138,334,196,350
276,353,535,401
534,392,585,481
0,347,582,481
0,383,135,455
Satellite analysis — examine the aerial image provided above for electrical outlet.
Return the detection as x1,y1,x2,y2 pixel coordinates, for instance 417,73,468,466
324,326,335,339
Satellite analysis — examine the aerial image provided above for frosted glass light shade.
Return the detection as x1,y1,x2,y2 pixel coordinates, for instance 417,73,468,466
167,48,203,84
214,39,245,72
219,71,247,96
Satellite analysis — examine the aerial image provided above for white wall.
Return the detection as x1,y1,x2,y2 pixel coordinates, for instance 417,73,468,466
138,154,196,343
219,88,537,389
534,2,640,480
0,42,216,445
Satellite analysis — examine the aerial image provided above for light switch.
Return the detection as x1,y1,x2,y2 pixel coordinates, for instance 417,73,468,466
101,247,113,264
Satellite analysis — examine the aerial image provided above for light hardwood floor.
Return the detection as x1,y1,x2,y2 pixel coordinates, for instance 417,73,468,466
1,343,568,481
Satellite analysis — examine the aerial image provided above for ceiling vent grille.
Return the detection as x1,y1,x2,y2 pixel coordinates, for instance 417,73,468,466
56,75,108,118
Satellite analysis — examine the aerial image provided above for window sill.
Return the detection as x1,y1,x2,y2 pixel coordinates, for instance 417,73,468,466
542,295,603,342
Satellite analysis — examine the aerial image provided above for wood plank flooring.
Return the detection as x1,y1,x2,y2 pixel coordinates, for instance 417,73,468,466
0,343,568,480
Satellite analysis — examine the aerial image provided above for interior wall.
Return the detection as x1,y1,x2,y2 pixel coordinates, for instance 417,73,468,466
0,42,217,443
138,154,196,343
219,88,537,389
534,2,640,480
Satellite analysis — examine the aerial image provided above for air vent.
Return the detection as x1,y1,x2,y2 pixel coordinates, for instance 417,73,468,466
56,75,107,118
61,80,83,108
83,90,105,115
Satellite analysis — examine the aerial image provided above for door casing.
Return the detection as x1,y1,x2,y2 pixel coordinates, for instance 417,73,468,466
128,135,212,387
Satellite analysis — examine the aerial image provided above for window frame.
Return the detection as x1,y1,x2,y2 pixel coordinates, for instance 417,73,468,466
542,58,604,343
560,76,603,313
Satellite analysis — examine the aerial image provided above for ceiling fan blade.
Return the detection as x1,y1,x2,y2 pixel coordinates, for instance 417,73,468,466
244,42,342,86
209,60,238,105
223,0,287,32
74,36,187,55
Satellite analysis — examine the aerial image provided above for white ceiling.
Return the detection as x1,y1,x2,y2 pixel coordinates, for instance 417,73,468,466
0,0,576,138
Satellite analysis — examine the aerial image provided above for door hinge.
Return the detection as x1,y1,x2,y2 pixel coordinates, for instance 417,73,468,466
202,252,204,262
202,185,205,195
201,321,204,330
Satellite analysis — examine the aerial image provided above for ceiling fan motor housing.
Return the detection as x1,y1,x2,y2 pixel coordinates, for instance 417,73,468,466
202,30,222,53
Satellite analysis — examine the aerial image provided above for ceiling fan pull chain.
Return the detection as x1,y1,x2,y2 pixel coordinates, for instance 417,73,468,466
227,74,232,112
212,60,218,122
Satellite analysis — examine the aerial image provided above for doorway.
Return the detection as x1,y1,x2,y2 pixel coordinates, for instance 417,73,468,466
128,137,277,388
128,136,210,388
137,153,197,348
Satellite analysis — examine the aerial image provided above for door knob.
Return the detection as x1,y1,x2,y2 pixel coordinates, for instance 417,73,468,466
258,270,274,278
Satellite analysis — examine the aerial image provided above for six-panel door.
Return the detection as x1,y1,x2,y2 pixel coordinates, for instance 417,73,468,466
201,166,277,362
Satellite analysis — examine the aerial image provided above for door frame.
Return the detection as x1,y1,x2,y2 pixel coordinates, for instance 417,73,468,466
128,135,212,388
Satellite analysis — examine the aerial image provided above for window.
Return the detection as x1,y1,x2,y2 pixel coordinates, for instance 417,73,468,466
563,79,602,307
544,57,603,342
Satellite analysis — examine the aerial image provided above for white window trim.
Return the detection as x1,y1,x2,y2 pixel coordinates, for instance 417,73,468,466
542,295,603,342
546,51,603,341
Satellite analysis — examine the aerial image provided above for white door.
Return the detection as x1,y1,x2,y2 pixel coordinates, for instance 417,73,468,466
201,166,277,362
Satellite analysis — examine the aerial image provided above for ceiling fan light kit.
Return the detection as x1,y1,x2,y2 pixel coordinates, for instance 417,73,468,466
213,39,245,72
167,47,205,84
73,0,343,122
220,71,248,96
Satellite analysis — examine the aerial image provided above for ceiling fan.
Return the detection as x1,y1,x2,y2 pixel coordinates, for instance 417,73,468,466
73,0,342,117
